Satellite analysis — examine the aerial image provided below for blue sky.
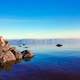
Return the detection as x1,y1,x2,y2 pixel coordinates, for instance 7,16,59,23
0,0,80,39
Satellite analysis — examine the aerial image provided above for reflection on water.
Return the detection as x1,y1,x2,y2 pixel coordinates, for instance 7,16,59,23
0,57,33,72
23,56,34,62
0,60,21,71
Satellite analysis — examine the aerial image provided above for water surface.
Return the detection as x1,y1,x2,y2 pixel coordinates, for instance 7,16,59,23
0,50,80,80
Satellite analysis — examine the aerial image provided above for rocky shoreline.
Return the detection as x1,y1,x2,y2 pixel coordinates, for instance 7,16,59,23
0,36,33,64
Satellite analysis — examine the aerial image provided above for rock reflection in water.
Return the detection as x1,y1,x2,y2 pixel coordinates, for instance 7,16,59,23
24,55,34,61
0,60,21,71
0,57,33,71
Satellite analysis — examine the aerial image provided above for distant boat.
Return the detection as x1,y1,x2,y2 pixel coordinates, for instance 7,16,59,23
56,44,63,47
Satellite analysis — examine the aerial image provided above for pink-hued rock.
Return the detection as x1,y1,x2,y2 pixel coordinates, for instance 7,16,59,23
0,37,22,63
9,47,22,60
2,44,11,52
0,36,33,63
0,51,16,63
15,53,22,60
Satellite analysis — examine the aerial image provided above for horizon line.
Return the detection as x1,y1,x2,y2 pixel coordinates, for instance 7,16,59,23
7,38,80,40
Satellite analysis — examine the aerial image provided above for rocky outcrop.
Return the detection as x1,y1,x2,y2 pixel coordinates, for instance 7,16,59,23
0,51,16,63
0,37,16,63
0,36,33,64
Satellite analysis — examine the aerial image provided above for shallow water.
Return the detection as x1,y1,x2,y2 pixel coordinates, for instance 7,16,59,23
0,50,80,80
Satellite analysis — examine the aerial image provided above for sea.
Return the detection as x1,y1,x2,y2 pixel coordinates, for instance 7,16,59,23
0,39,80,80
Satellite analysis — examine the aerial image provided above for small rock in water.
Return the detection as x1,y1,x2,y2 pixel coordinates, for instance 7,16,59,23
21,50,33,59
56,44,63,47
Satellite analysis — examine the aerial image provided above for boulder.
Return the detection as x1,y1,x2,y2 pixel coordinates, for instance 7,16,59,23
0,51,16,63
0,37,18,63
2,44,11,52
21,50,33,59
0,36,33,64
9,47,22,60
14,52,22,60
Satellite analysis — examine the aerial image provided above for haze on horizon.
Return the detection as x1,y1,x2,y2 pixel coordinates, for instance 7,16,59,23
0,0,80,39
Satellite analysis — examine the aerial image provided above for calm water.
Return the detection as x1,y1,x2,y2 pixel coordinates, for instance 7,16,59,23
0,49,80,80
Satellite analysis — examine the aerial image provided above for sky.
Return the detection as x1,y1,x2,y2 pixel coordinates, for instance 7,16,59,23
0,0,80,39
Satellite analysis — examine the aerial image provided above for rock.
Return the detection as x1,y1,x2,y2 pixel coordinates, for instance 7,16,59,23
14,52,22,60
0,51,16,63
0,36,16,63
0,36,33,64
21,50,33,59
9,47,22,60
2,44,11,52
0,37,20,63
56,44,63,47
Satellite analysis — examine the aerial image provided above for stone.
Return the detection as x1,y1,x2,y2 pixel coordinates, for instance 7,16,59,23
0,37,16,63
56,44,63,47
9,47,22,60
0,36,33,64
21,50,33,59
0,51,16,63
